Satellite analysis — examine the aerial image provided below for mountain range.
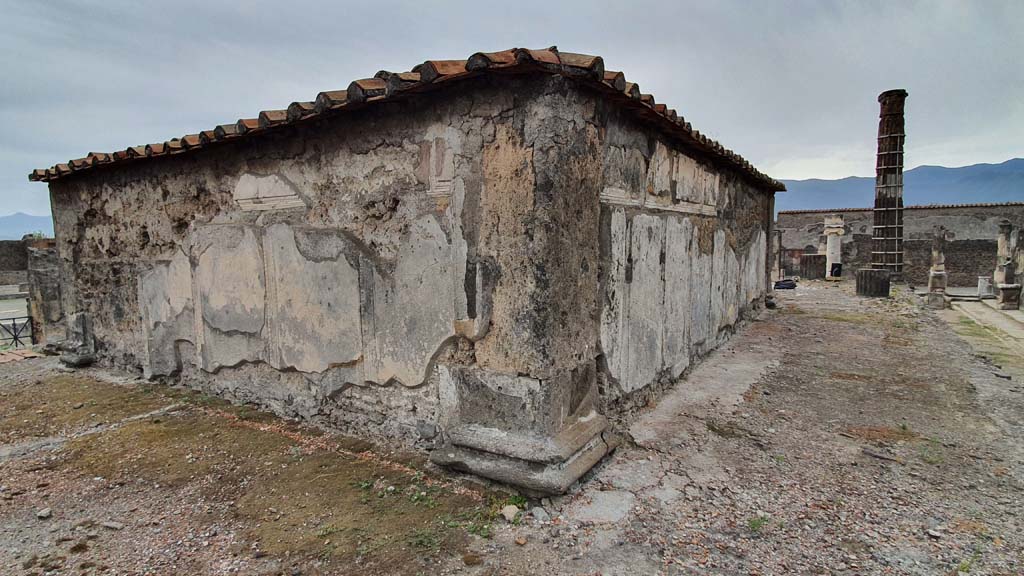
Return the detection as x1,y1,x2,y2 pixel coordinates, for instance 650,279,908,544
777,158,1024,213
0,212,53,240
1,159,1021,238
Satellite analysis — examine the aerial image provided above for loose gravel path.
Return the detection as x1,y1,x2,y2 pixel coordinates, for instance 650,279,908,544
2,280,1022,575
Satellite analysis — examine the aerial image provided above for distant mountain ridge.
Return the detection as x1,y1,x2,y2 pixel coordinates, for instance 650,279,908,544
777,158,1024,213
0,212,54,240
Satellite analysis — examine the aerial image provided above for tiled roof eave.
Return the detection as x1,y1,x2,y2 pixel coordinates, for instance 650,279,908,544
29,46,784,192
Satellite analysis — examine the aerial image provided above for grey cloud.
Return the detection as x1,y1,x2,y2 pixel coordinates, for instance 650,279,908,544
2,0,1021,216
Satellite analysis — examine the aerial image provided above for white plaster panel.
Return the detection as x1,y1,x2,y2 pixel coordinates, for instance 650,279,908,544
663,216,693,378
233,173,305,211
262,223,363,374
138,248,193,377
600,208,629,385
370,214,456,387
623,213,665,393
193,225,266,371
690,230,712,349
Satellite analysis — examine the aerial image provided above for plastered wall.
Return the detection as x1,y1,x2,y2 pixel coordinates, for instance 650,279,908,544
49,74,774,447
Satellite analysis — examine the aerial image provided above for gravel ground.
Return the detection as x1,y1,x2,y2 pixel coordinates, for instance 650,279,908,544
2,280,1022,575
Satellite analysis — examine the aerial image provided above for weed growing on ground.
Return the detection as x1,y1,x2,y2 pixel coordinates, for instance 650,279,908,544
407,528,441,551
919,439,945,465
748,516,769,533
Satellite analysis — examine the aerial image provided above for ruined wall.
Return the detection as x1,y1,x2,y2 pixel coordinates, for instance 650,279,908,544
49,76,525,443
0,240,28,286
48,74,774,470
26,238,64,343
596,105,771,411
778,204,1024,286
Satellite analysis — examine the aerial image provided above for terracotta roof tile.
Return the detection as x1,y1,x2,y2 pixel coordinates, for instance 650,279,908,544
314,90,347,113
213,123,241,140
378,71,421,96
28,46,783,190
259,109,288,128
348,78,387,103
603,71,626,92
235,118,260,135
415,60,468,83
287,101,316,121
466,50,517,71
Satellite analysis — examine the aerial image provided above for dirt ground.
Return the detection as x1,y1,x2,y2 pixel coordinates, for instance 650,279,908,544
2,281,1023,575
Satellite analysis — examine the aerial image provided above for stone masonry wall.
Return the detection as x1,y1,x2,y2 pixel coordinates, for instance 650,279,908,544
0,240,28,286
48,74,774,457
596,104,770,414
777,204,1024,286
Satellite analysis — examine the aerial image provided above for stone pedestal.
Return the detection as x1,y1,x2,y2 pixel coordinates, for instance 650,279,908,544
824,214,844,281
996,284,1021,310
856,268,891,297
925,226,948,309
925,292,947,309
926,269,947,309
978,276,994,298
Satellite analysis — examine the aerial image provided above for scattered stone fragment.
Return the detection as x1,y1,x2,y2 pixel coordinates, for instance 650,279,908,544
101,521,125,530
500,504,520,523
530,507,551,522
69,540,89,553
36,507,52,519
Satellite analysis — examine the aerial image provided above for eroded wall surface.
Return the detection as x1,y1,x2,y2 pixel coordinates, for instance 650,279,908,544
597,109,770,408
50,77,525,442
48,75,774,463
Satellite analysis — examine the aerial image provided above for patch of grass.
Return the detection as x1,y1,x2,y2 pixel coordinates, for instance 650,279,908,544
0,375,169,442
954,317,996,341
55,394,493,574
919,439,945,465
830,371,872,382
706,419,747,439
407,528,441,551
956,549,982,573
748,516,770,533
845,425,919,443
816,312,873,325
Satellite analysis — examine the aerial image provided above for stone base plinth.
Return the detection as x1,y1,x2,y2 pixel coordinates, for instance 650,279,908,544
430,362,614,494
431,417,614,495
925,292,947,310
995,284,1021,310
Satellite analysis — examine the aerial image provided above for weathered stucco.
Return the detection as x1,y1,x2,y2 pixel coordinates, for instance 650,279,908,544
47,74,775,493
597,106,770,411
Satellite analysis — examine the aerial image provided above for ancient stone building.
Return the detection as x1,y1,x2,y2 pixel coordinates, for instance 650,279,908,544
778,203,1024,287
30,47,783,493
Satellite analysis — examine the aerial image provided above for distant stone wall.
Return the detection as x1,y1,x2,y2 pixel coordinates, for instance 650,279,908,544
0,240,28,285
27,238,64,343
777,203,1024,286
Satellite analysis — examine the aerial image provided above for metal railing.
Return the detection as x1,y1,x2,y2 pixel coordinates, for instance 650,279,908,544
0,316,32,349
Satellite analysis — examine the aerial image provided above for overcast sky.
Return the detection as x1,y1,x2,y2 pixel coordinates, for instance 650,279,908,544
2,0,1022,216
